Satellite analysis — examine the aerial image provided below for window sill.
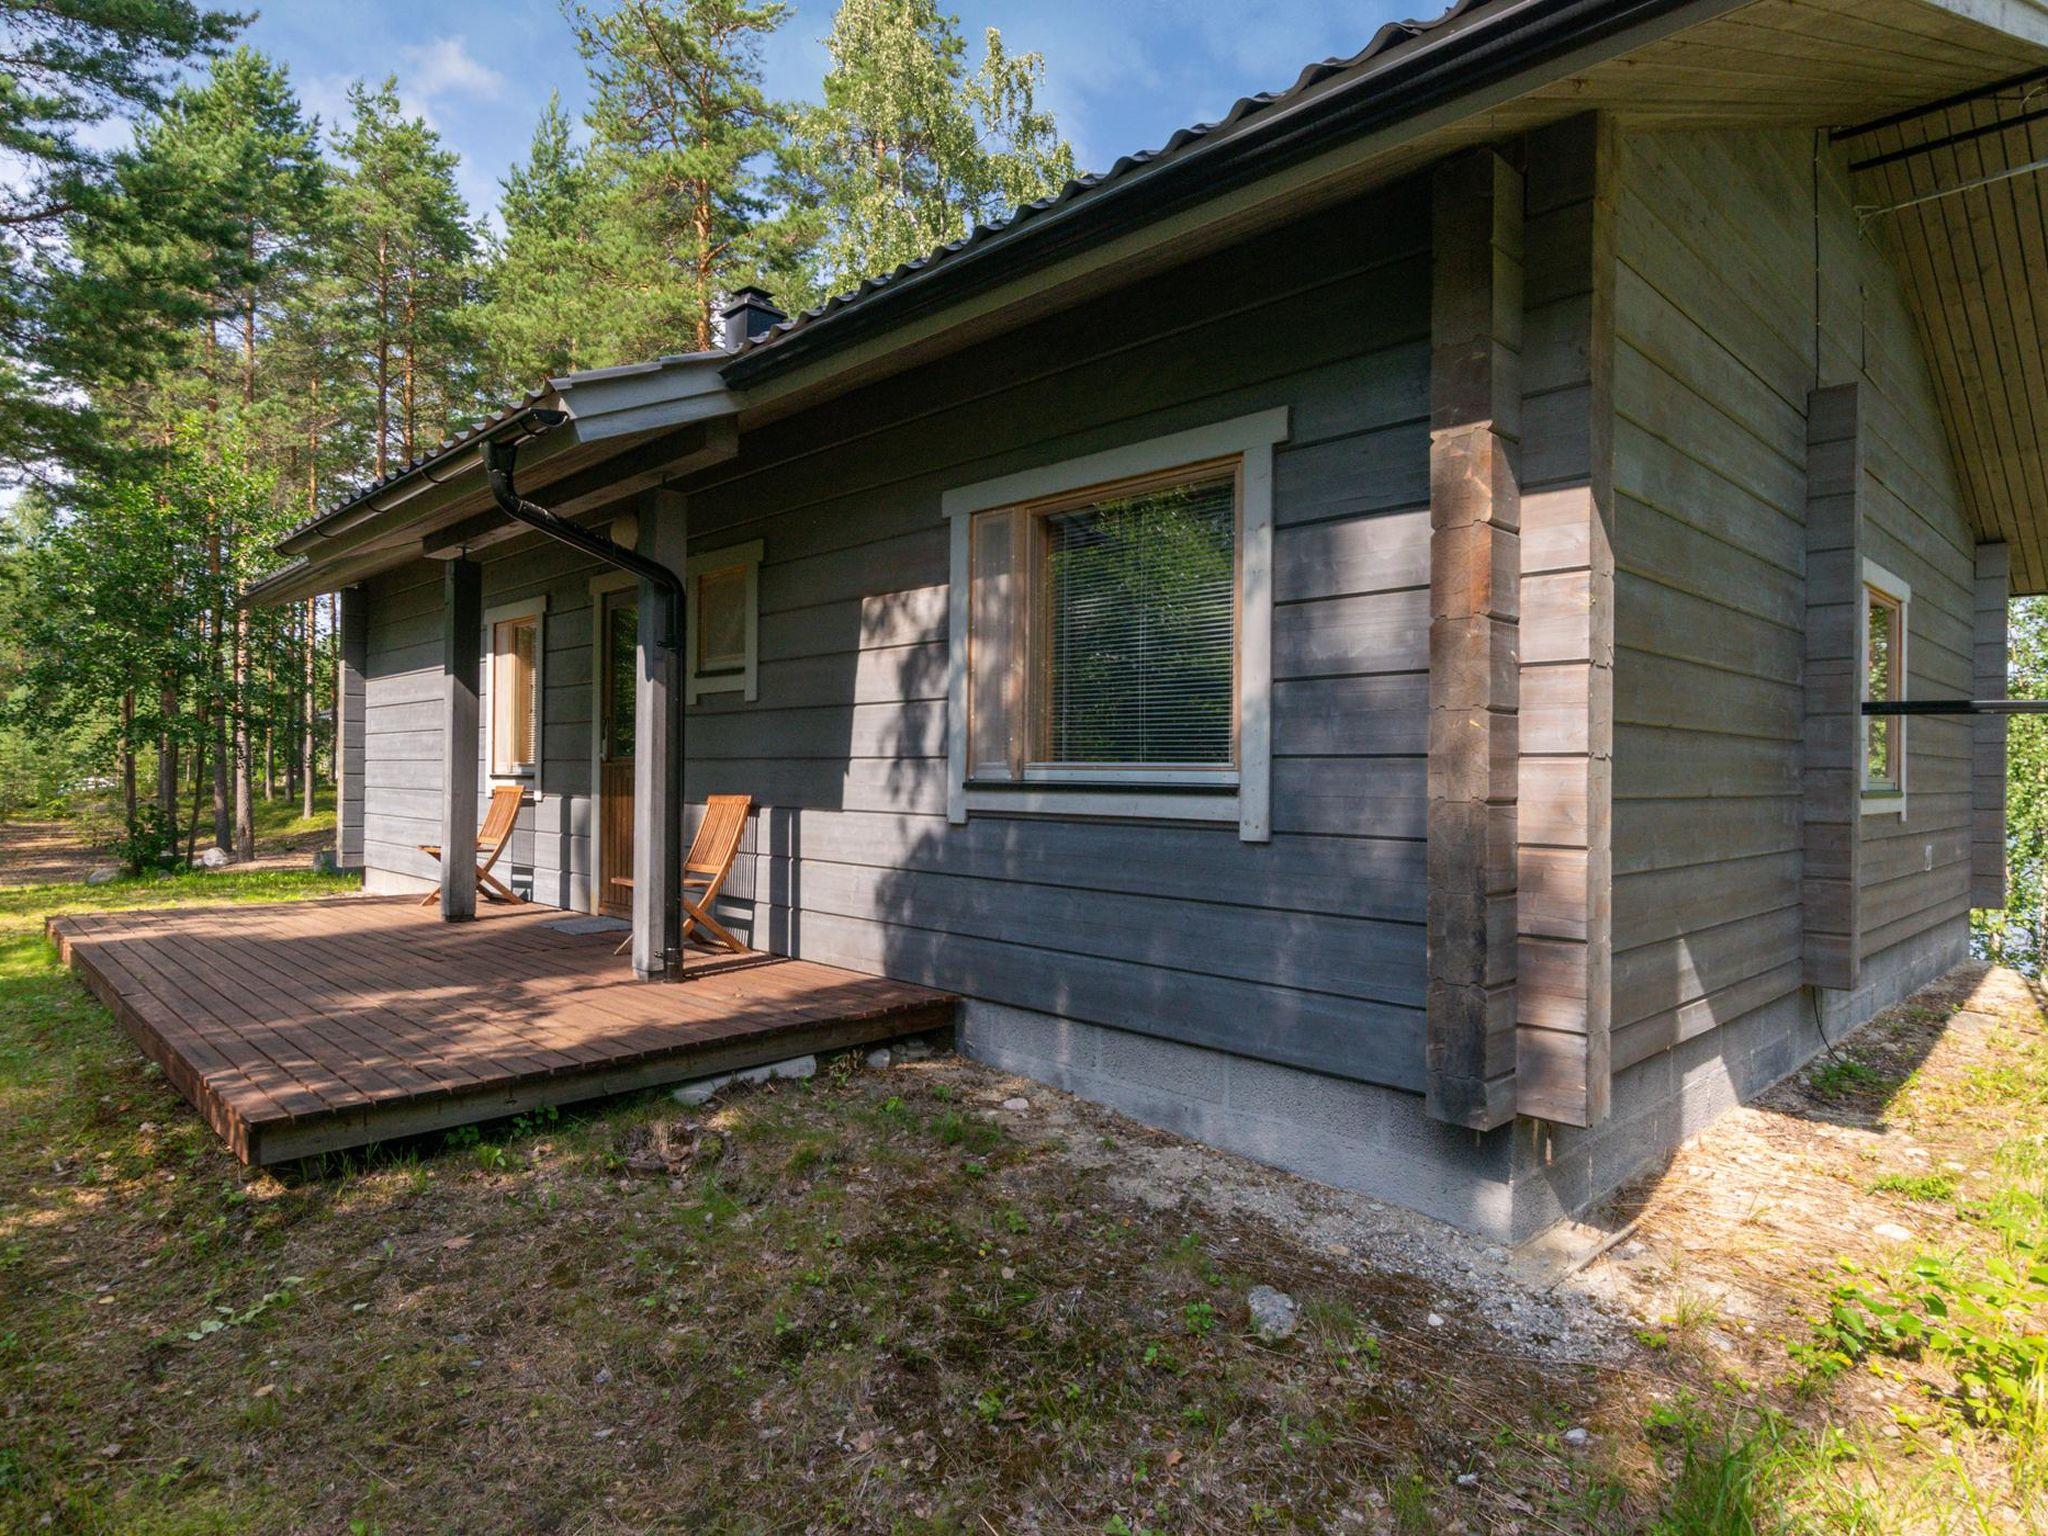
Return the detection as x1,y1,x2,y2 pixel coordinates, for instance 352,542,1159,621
1860,791,1906,818
963,785,1239,824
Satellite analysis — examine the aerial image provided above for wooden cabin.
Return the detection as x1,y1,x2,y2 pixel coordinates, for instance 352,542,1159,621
247,0,2048,1239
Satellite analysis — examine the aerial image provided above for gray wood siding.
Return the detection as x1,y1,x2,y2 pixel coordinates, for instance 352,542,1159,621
1611,127,1977,1073
359,536,610,909
678,183,1436,1092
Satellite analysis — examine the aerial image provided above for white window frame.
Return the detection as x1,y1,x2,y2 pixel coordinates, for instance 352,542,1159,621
482,594,547,798
943,407,1287,842
685,539,763,705
1860,557,1910,818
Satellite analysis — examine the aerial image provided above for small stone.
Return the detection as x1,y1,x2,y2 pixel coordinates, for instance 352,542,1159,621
865,1047,893,1069
1873,1222,1915,1243
1001,1097,1030,1112
1247,1285,1298,1340
768,1055,815,1081
85,864,121,886
1563,1427,1591,1448
1455,1472,1479,1488
594,1367,613,1386
672,1074,731,1108
197,846,230,869
1426,1312,1445,1329
897,1037,935,1062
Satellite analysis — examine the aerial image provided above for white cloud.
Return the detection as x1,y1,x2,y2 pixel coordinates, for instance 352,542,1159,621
398,36,508,106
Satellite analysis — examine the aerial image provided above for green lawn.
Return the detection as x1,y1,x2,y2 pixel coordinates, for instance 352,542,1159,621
3,869,2044,1533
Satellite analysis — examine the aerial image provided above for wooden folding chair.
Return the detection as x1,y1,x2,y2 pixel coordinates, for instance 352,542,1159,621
616,793,753,955
418,784,527,907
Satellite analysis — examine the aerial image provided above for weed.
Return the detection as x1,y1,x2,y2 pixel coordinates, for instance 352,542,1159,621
1871,1171,1958,1203
1182,1301,1217,1337
1809,1056,1883,1099
1387,1473,1433,1535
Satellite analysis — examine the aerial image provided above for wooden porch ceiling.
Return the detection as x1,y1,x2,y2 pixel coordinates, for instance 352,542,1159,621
1499,0,2048,591
47,898,956,1165
1843,75,2048,593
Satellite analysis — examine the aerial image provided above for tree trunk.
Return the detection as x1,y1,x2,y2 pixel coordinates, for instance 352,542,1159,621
210,677,230,851
303,595,318,819
121,691,137,830
375,240,391,480
233,611,254,862
158,676,180,861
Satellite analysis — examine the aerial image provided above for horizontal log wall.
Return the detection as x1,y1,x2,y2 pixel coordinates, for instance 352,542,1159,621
677,182,1438,1092
1610,126,1976,1073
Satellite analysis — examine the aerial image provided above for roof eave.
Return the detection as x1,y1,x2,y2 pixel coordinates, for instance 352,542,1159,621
723,0,1718,391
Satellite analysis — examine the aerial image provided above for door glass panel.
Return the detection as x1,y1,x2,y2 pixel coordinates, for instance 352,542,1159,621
605,594,637,760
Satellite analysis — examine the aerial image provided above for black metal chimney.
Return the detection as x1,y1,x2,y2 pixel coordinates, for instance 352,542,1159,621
717,286,786,350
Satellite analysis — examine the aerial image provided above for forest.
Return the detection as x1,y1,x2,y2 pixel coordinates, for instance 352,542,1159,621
0,0,1072,864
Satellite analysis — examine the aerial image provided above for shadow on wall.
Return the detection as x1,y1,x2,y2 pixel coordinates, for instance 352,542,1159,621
688,581,951,967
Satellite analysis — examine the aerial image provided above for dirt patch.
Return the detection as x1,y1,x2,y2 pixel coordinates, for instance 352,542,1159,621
0,820,108,886
1568,962,2047,1529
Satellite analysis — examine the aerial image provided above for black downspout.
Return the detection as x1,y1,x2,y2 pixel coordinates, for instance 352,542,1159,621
479,432,688,980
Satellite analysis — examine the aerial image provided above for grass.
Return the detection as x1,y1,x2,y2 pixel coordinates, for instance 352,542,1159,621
7,865,2047,1531
0,865,1628,1534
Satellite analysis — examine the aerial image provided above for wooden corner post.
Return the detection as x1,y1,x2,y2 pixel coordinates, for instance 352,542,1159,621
1801,384,1864,990
1427,148,1523,1130
1973,541,2011,910
439,558,483,922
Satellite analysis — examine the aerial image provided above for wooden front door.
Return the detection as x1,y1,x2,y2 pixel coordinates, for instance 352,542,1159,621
598,588,637,919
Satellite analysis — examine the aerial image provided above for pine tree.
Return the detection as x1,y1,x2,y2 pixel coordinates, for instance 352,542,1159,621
0,0,243,479
791,0,1074,301
566,0,792,356
331,80,479,480
480,92,604,388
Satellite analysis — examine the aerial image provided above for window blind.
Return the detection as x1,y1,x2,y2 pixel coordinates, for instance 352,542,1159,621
1043,476,1236,768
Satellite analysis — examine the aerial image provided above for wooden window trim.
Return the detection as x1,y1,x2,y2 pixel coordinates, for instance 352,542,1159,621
943,408,1286,842
685,539,763,705
1860,557,1910,817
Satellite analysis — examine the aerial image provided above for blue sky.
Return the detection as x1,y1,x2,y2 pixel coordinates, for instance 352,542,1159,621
231,1,1415,228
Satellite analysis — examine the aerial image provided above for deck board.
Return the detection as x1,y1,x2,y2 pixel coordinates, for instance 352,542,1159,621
47,896,957,1163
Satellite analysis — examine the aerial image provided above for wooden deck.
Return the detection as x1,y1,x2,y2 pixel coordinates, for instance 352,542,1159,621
47,896,957,1164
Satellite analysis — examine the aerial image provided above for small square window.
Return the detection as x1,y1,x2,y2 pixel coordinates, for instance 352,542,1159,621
696,564,749,676
685,540,763,704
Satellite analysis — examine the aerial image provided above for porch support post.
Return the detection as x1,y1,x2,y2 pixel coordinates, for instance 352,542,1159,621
439,558,482,921
1426,147,1523,1131
336,585,367,873
633,488,685,979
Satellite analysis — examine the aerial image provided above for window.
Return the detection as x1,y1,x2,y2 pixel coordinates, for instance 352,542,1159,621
685,540,763,704
490,610,541,778
1861,559,1910,814
944,409,1287,841
972,465,1239,779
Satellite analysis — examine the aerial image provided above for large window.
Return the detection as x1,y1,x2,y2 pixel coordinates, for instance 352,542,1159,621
1861,559,1910,813
970,465,1239,780
944,409,1286,841
490,611,541,778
